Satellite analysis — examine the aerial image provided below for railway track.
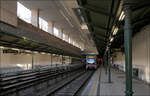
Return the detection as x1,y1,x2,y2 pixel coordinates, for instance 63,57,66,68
0,64,84,96
48,71,94,96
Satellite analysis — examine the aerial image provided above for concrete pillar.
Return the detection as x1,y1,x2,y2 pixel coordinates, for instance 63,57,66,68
61,30,64,39
58,29,63,38
31,9,39,27
48,21,54,35
68,36,70,43
0,0,17,26
65,33,69,42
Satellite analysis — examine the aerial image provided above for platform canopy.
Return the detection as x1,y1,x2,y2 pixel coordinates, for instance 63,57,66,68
77,0,150,57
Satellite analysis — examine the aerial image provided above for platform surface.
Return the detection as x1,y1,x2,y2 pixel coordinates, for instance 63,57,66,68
81,67,150,96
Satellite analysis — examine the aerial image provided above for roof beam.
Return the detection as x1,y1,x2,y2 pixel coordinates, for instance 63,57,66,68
95,35,106,39
94,31,106,37
92,24,110,31
83,4,115,17
132,2,150,11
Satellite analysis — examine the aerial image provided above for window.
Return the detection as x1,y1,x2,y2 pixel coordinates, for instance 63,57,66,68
39,17,48,32
17,2,31,23
54,27,59,37
87,59,95,63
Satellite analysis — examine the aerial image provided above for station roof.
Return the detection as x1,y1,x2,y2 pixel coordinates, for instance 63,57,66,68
77,0,150,57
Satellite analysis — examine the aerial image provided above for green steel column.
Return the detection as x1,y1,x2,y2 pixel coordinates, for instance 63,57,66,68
0,48,3,73
123,1,133,96
105,54,108,75
32,51,34,69
108,49,111,83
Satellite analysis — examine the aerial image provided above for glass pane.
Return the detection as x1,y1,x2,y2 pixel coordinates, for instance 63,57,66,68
17,2,31,23
87,59,95,63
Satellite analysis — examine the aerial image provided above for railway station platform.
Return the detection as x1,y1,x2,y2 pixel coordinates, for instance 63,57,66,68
81,67,150,96
0,0,150,96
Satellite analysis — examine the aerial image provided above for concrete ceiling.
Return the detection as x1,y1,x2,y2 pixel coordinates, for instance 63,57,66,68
19,0,98,54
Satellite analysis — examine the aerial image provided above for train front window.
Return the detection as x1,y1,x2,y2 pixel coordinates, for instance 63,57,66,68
87,59,95,63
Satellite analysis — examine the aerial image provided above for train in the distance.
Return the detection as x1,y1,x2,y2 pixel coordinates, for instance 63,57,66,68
86,55,97,70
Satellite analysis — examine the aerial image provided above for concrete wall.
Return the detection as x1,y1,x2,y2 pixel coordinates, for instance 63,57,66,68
0,0,17,26
0,51,72,72
113,24,150,83
0,53,52,71
113,52,125,71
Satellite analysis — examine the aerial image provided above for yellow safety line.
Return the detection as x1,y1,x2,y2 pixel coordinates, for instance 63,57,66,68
91,70,100,96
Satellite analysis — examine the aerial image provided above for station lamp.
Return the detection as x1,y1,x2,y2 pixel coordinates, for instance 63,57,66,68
11,48,20,51
41,52,46,54
110,37,114,42
113,27,119,35
34,51,38,54
25,50,31,53
48,53,51,55
119,11,125,21
0,46,5,49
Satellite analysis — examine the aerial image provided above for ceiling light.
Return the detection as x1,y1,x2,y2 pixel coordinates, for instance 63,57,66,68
41,52,46,54
11,48,20,51
0,46,5,49
113,27,118,35
25,50,31,53
110,37,114,42
34,51,38,54
119,11,125,21
22,36,27,40
48,53,51,55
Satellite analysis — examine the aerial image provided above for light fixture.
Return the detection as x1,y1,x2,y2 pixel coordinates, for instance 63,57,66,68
11,48,20,51
0,46,5,49
48,53,51,55
41,52,46,54
22,36,27,40
34,51,38,54
110,37,114,42
119,11,125,21
113,27,118,35
25,50,31,53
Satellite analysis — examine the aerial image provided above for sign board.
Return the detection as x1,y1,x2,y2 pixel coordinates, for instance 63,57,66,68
88,56,94,58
